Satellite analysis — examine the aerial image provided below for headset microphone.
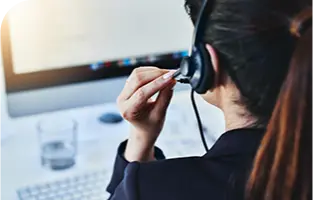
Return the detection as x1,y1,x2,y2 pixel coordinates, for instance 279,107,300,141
174,0,215,152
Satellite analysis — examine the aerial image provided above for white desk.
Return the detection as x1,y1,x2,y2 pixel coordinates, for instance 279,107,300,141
1,91,225,200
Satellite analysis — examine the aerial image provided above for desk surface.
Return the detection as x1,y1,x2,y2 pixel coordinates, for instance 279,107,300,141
1,91,225,200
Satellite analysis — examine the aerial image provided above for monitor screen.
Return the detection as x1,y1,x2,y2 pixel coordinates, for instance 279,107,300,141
4,0,192,77
1,0,193,117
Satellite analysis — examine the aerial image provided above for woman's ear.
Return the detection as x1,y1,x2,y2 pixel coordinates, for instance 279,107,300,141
200,44,222,107
206,44,221,87
206,44,219,75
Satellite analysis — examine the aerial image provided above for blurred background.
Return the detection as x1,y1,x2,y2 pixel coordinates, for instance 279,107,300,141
1,0,225,199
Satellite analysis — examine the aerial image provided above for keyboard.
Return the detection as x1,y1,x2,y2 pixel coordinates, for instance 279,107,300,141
17,170,110,200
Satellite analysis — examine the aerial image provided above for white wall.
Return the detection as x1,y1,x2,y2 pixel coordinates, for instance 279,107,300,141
0,51,5,107
0,42,12,140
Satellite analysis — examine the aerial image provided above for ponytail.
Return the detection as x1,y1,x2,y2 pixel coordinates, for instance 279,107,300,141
246,8,312,200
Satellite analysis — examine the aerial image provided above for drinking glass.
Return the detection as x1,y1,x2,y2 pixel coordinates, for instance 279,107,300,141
37,117,78,170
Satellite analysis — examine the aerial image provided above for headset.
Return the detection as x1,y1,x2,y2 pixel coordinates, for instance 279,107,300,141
173,0,215,152
173,0,214,94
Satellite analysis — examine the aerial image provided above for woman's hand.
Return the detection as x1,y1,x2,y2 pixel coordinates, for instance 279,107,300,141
117,67,176,162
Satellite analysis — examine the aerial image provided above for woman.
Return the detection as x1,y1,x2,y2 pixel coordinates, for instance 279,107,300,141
107,0,312,199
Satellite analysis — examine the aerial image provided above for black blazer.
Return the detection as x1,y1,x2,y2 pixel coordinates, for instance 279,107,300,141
107,128,264,200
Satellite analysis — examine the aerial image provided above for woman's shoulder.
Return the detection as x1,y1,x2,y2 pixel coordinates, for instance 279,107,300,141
138,155,203,173
125,155,247,200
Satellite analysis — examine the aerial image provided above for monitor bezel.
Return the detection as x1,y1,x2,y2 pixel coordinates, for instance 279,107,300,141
1,15,181,94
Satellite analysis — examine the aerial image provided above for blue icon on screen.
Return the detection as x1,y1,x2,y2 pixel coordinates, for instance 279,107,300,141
90,62,104,71
173,53,181,59
181,51,189,57
123,59,131,66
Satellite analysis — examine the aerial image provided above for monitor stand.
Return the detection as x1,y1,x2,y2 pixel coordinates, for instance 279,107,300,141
98,112,123,124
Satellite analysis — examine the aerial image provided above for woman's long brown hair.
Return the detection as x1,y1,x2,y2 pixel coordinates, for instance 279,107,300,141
246,8,312,200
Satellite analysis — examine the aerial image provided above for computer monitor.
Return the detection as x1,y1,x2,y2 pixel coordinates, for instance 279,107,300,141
1,0,193,117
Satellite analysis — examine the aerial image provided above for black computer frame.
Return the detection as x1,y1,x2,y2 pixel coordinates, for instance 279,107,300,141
1,14,182,94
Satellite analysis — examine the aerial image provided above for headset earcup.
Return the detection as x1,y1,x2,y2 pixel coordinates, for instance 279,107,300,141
191,44,215,94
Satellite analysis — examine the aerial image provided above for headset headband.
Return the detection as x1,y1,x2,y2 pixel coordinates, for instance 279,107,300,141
190,0,212,53
174,0,214,80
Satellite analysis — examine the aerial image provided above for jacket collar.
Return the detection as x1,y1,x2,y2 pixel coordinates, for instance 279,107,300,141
204,128,265,158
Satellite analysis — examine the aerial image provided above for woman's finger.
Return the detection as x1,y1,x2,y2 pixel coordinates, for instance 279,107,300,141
125,67,159,84
118,68,169,101
128,66,159,73
126,70,176,110
153,81,176,117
